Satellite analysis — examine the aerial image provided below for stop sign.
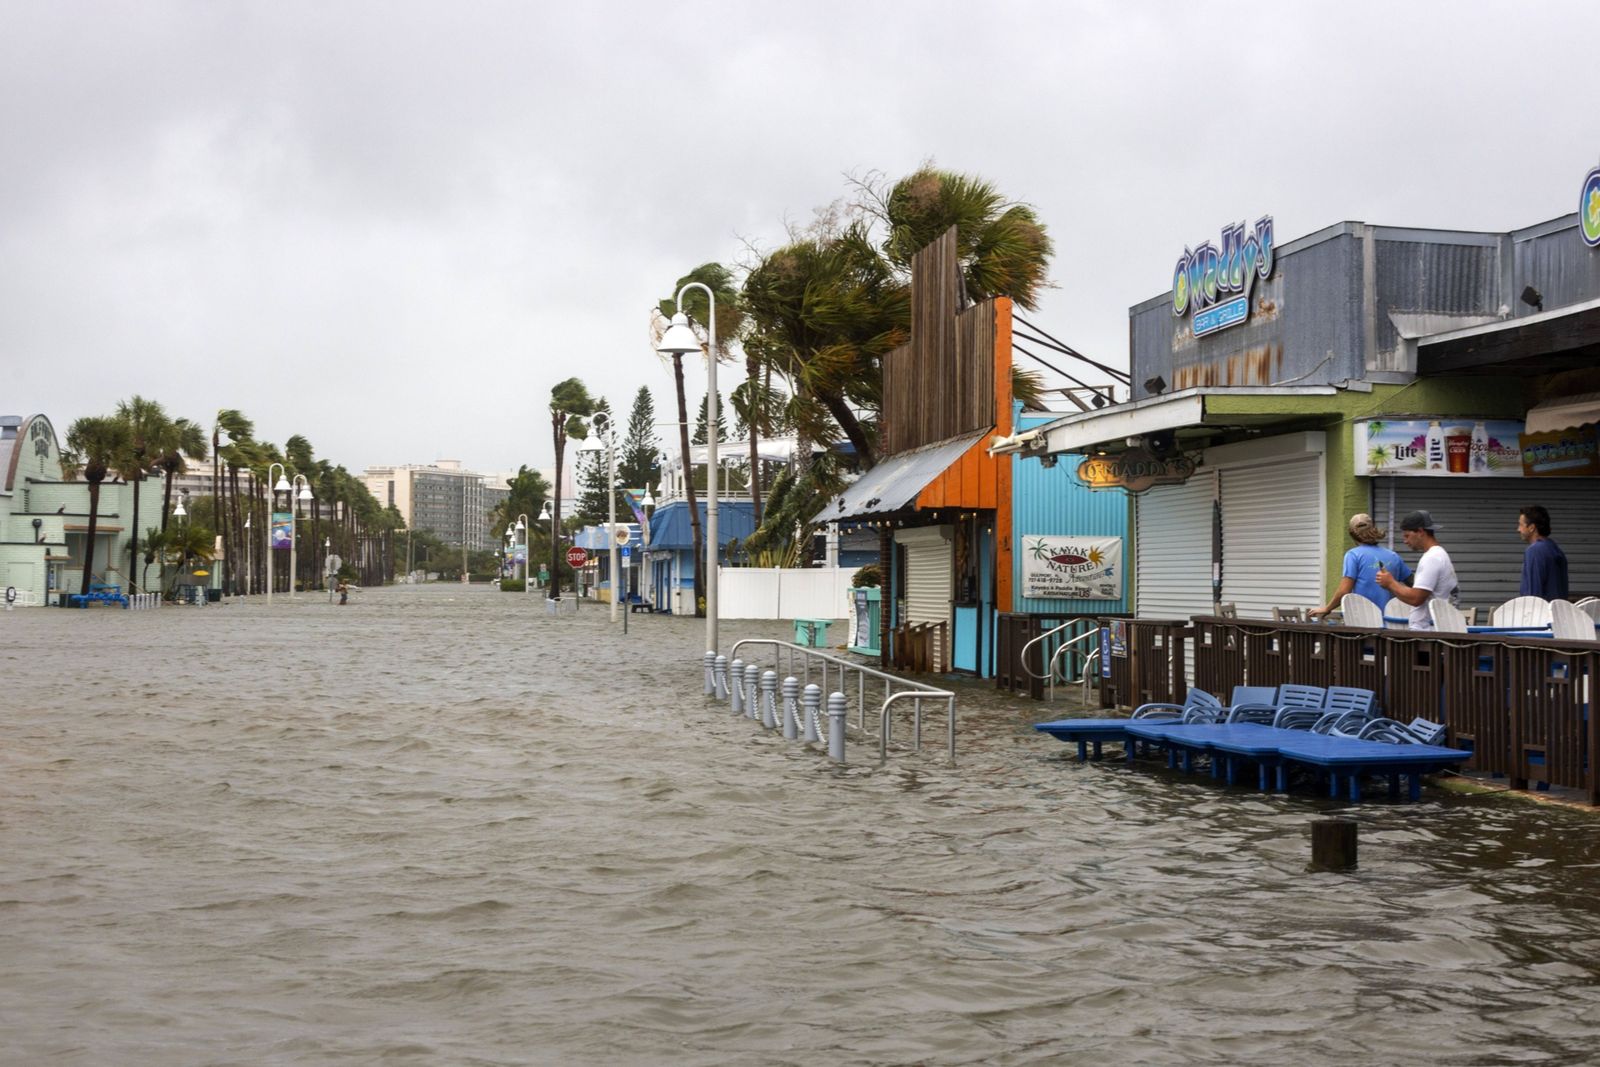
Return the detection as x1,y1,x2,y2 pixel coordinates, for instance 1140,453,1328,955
566,547,588,567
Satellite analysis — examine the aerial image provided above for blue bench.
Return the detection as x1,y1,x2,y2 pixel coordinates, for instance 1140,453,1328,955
625,593,652,613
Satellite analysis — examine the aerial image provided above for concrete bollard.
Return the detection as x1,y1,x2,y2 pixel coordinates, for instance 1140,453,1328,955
714,655,730,702
744,664,760,721
728,658,744,713
1310,818,1358,871
781,676,800,740
801,685,822,746
760,671,778,729
704,651,717,696
827,691,848,763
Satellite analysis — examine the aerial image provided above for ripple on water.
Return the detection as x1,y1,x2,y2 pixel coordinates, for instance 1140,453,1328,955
3,584,1600,1065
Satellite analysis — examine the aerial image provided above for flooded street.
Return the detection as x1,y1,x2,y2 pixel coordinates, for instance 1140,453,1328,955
4,584,1600,1065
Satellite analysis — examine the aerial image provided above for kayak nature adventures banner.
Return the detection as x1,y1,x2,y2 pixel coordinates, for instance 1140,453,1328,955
1021,535,1123,600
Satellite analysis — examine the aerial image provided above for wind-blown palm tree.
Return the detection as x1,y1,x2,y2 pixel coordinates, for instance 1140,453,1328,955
62,415,129,597
548,378,595,598
114,395,169,594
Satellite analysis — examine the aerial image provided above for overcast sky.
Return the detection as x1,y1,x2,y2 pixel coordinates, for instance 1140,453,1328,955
4,1,1597,476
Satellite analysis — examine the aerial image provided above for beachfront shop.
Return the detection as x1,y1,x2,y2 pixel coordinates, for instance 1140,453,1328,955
1015,182,1600,619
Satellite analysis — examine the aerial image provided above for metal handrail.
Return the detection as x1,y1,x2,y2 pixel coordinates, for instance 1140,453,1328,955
1018,619,1099,681
730,638,957,761
1046,632,1102,702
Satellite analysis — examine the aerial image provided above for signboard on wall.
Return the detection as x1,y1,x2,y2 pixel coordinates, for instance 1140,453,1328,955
1353,419,1524,477
1172,215,1276,338
1519,423,1600,477
1582,165,1600,248
1076,446,1196,493
1021,535,1123,600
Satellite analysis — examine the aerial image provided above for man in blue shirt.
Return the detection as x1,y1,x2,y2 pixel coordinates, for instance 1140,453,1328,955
1309,513,1413,620
1518,505,1569,600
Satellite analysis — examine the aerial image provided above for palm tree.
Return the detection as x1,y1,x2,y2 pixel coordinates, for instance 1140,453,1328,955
548,378,595,597
208,409,251,593
62,415,129,596
114,395,169,594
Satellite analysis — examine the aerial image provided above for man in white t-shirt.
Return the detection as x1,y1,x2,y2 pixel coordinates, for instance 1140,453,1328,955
1375,510,1458,630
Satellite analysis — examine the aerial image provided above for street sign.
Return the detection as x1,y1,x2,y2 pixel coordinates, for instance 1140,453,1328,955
621,546,631,559
325,554,343,576
566,547,588,567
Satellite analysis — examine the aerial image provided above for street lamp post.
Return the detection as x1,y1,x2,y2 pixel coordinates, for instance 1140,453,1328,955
325,536,334,602
291,474,313,598
243,513,252,595
641,486,655,609
267,463,288,603
515,513,530,598
538,500,554,593
578,412,621,623
656,285,719,652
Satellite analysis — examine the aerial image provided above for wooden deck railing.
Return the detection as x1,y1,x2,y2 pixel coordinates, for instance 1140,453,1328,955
1111,615,1600,805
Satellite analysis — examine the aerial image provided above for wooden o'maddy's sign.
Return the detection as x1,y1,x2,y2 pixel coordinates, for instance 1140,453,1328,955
1076,444,1196,493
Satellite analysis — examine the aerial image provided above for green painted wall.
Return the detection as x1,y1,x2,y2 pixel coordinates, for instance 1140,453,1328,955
1206,377,1522,596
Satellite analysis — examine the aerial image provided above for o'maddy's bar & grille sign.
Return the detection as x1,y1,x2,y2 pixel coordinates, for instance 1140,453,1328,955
1172,215,1275,338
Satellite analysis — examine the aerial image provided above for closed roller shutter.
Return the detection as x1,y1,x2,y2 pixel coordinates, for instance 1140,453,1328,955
896,526,952,670
1220,454,1325,619
1382,479,1600,608
1135,475,1216,620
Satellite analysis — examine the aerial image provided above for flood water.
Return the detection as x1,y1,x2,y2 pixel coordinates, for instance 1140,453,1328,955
4,584,1600,1065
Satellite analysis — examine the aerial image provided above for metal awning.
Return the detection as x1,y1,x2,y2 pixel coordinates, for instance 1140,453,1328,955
1524,390,1600,434
1013,386,1337,457
815,430,987,522
1417,297,1600,376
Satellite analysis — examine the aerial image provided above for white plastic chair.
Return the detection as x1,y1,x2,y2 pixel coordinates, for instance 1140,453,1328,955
1574,597,1600,622
1427,599,1468,633
1339,593,1385,629
1491,596,1552,628
1550,600,1597,641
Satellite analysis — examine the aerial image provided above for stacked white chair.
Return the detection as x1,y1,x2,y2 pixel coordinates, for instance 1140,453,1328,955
1427,599,1468,633
1574,597,1600,622
1339,593,1385,629
1491,595,1552,628
1550,600,1596,641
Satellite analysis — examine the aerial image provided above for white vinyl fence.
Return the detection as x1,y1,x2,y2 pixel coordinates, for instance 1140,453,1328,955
716,567,861,620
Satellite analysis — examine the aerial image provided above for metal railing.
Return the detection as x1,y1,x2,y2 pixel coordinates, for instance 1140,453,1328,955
729,638,957,762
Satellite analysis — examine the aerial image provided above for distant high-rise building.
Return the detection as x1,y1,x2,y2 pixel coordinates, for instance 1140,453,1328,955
361,460,506,550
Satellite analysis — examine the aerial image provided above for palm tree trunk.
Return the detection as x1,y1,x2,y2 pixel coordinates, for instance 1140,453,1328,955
746,353,763,526
551,411,565,598
129,476,142,594
81,481,102,597
818,390,876,468
674,353,706,617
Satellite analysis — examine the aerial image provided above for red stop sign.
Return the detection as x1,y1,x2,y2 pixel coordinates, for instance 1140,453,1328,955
566,547,588,567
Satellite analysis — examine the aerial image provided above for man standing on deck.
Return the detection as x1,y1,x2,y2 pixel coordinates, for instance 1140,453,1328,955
1517,505,1569,601
1375,510,1458,631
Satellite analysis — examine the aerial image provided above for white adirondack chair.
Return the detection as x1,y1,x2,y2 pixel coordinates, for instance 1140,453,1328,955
1340,593,1385,629
1574,597,1600,622
1491,596,1552,628
1428,599,1468,633
1550,600,1597,640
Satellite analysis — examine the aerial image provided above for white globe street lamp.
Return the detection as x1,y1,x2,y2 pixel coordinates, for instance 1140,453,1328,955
655,285,719,653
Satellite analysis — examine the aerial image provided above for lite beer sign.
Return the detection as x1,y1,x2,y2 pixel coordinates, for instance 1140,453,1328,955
1076,445,1196,493
1172,215,1275,337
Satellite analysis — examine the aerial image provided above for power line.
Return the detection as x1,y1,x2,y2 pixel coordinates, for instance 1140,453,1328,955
1013,313,1131,385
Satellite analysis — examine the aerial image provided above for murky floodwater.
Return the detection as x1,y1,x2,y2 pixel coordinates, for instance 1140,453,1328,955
4,585,1600,1065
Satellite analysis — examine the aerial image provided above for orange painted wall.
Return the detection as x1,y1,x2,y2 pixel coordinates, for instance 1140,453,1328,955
913,298,1015,611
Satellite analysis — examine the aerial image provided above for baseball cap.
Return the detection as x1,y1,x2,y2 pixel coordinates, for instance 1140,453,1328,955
1399,510,1437,532
1347,513,1384,544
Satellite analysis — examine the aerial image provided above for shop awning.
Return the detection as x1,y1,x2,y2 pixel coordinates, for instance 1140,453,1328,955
1417,296,1600,376
1524,390,1600,434
1018,386,1336,457
815,430,987,522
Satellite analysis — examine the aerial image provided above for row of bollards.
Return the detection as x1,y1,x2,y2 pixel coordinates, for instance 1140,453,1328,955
703,651,848,762
126,593,162,610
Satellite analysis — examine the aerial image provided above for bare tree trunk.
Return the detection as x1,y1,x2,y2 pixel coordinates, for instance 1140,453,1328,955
746,353,763,527
674,354,705,617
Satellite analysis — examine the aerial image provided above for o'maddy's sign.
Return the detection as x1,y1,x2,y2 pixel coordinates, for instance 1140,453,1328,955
1582,164,1600,248
1076,445,1196,493
1172,215,1275,337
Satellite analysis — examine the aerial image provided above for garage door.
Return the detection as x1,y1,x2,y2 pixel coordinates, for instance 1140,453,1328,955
1221,454,1325,619
1382,479,1600,608
896,526,953,670
1135,475,1216,621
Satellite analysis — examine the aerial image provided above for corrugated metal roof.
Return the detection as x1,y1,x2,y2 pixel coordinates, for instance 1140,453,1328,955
814,430,988,523
647,499,758,550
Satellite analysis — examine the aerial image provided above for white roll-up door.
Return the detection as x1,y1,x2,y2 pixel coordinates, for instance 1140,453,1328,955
896,526,952,670
1220,454,1325,618
1134,476,1216,620
1382,479,1600,608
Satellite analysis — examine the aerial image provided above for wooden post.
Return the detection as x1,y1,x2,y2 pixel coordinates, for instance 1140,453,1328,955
1309,818,1358,871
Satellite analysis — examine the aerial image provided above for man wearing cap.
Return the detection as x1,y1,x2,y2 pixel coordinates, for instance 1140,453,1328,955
1309,513,1412,620
1376,510,1459,630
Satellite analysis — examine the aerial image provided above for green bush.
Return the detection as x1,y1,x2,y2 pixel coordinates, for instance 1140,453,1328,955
851,564,881,588
500,578,526,592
